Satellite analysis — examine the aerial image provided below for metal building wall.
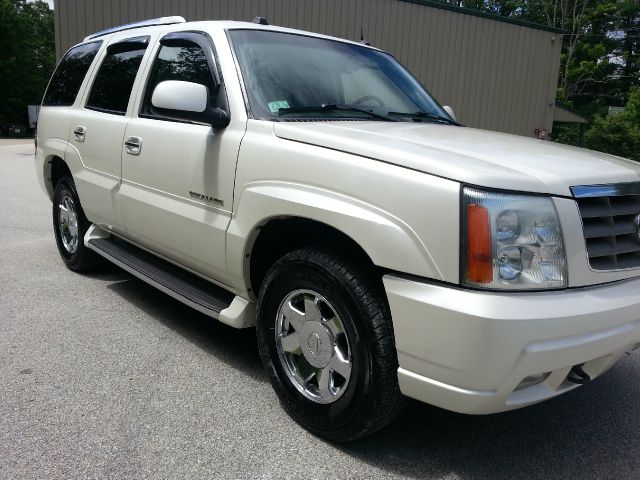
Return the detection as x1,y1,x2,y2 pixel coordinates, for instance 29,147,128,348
53,0,563,136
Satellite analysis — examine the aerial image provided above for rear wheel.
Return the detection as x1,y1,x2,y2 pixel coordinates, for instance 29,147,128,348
257,247,404,441
52,177,101,272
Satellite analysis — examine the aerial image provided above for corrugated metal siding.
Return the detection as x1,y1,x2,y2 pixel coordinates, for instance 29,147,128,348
52,0,563,136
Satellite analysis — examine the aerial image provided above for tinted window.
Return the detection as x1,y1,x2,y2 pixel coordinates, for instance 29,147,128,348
141,43,215,116
86,40,147,115
42,42,101,106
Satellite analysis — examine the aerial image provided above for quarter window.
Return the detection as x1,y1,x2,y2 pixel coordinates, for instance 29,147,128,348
42,42,102,106
86,38,148,115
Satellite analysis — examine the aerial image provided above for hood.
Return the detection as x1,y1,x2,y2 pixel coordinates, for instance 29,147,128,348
273,121,640,196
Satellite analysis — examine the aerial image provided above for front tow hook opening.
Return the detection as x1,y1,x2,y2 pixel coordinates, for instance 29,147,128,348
567,364,592,385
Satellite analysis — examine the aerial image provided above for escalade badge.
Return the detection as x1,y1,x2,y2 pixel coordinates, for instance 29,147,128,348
189,191,224,207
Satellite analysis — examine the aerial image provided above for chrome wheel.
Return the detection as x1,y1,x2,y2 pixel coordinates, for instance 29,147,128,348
58,194,79,254
275,289,352,404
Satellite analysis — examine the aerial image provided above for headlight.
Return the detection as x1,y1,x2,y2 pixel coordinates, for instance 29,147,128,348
462,187,567,290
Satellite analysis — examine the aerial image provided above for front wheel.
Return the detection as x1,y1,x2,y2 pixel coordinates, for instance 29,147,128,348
257,247,404,441
52,177,101,272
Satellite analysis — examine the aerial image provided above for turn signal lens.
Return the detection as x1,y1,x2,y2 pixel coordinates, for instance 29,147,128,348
466,204,493,283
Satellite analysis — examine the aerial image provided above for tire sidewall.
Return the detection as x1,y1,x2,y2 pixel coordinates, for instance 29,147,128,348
257,256,378,440
52,178,86,268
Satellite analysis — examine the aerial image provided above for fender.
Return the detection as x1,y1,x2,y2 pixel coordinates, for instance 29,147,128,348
226,180,447,296
37,138,69,200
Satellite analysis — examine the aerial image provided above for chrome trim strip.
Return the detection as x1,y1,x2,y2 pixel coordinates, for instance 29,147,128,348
571,182,640,198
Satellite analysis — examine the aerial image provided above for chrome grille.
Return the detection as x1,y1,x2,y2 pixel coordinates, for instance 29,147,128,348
572,182,640,271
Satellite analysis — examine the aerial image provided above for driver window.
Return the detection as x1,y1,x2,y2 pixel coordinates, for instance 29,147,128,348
141,41,217,117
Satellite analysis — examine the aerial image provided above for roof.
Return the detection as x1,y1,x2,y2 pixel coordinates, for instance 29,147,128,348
81,19,385,51
84,16,186,40
401,0,566,34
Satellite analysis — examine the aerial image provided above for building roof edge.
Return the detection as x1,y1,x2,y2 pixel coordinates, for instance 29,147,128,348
400,0,567,34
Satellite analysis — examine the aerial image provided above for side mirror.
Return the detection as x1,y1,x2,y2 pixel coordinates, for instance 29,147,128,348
151,80,230,128
443,105,456,122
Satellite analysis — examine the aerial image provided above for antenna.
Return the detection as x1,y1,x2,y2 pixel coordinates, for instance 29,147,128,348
252,16,269,25
360,27,370,46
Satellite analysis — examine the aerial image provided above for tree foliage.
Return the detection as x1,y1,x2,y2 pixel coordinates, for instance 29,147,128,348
584,87,640,160
0,0,54,127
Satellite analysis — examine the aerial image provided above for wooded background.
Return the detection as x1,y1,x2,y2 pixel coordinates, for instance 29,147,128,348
0,0,637,159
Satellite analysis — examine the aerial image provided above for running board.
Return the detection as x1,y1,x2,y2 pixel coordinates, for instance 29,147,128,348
85,227,255,327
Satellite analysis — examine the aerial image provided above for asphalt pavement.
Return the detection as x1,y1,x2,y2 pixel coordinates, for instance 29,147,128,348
1,140,639,480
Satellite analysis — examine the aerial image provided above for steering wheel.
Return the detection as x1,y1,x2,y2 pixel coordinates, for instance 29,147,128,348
351,95,385,108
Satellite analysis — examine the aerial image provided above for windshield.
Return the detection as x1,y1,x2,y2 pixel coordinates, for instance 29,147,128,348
229,29,448,122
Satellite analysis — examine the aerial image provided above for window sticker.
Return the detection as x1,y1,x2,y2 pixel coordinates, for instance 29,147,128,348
268,100,290,113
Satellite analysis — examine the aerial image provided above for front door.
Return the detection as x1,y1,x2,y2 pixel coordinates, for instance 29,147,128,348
119,32,241,282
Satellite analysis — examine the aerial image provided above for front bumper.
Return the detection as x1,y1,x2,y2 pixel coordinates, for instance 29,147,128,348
384,275,640,414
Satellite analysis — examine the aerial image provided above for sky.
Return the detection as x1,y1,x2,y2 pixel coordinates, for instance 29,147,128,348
30,0,54,8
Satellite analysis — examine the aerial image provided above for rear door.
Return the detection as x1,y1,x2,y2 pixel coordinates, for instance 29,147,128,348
64,36,150,231
38,41,102,193
119,32,241,282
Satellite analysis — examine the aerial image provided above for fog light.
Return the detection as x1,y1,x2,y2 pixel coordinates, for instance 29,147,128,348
515,372,551,391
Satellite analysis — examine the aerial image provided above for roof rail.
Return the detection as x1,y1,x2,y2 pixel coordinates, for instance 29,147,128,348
84,16,187,41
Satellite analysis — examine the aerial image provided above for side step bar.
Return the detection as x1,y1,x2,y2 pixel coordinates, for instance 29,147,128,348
85,228,255,328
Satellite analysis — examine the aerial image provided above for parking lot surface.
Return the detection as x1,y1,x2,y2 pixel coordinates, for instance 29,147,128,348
1,141,639,479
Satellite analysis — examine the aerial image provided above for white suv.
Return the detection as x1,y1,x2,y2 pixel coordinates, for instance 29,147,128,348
36,17,640,441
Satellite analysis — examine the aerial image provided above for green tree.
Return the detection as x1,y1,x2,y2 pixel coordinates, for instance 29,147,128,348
584,87,640,160
0,0,54,130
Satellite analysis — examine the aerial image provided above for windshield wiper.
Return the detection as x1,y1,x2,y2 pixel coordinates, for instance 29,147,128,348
387,111,461,125
277,103,397,122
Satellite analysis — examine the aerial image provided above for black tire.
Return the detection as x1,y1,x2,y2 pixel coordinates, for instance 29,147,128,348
52,177,101,272
257,247,404,441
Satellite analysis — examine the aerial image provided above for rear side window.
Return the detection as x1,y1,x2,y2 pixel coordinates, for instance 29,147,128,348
42,42,102,106
141,42,216,116
86,37,149,115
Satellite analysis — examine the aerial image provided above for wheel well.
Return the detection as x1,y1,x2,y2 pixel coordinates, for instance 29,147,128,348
50,156,71,190
249,217,378,296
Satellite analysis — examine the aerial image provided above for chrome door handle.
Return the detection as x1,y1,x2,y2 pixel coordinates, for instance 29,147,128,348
124,136,142,155
73,126,86,142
